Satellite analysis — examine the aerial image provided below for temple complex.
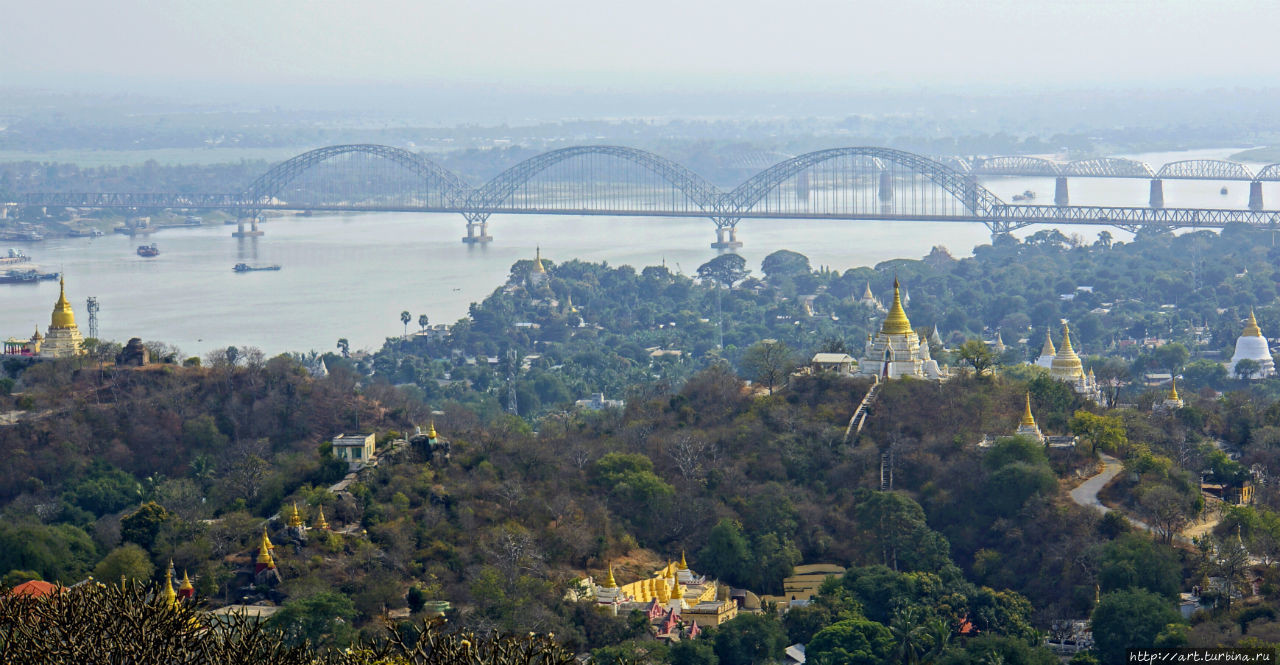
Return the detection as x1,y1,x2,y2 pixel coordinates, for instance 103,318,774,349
858,282,885,311
1039,323,1102,402
1227,310,1275,379
859,278,941,380
580,552,737,633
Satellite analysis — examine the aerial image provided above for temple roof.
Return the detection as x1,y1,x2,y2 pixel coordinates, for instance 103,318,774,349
1039,330,1056,358
1051,323,1083,374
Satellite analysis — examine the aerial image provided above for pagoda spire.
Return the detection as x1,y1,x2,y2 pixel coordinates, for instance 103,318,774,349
160,561,178,606
178,570,194,600
256,530,275,571
880,278,912,335
678,550,688,571
1021,392,1037,428
605,563,618,589
1244,309,1263,337
1169,377,1180,401
287,503,304,528
1040,330,1056,357
315,505,330,530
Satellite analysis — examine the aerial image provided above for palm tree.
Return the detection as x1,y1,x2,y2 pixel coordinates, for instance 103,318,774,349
890,606,929,665
336,338,349,358
418,314,429,334
400,311,411,339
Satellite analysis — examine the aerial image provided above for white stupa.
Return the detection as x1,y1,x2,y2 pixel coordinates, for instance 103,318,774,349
1034,330,1056,369
1228,309,1275,379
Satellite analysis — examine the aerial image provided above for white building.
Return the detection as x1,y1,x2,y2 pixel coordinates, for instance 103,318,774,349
1227,310,1275,379
859,279,941,380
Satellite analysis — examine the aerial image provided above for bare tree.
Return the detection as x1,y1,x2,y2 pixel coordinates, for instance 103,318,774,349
1141,484,1195,543
667,432,715,483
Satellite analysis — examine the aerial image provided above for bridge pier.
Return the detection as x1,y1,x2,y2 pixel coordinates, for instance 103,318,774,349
1250,181,1264,211
1054,177,1069,207
462,219,493,244
231,217,264,237
878,171,894,203
1149,179,1164,209
711,218,743,250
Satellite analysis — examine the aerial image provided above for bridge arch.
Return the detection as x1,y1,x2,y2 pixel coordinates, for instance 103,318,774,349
972,156,1061,177
1255,164,1280,181
1155,160,1255,180
242,144,472,209
722,147,1003,217
1065,157,1154,178
467,145,721,214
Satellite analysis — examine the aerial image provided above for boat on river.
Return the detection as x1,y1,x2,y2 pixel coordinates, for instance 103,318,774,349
0,249,30,265
137,244,159,257
0,269,59,284
233,263,281,272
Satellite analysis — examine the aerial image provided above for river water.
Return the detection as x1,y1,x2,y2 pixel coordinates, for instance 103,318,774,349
2,148,1275,356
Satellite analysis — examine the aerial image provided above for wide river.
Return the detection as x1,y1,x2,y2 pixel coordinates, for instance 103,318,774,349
3,148,1275,357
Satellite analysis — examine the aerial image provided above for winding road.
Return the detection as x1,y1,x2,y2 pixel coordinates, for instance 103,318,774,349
1070,453,1125,514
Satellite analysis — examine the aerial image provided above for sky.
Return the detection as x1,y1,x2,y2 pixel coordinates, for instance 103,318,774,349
3,0,1278,99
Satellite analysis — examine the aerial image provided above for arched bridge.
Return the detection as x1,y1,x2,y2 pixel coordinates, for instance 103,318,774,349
17,144,1280,247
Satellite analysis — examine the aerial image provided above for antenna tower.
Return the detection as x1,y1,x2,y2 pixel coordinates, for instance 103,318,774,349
86,297,100,340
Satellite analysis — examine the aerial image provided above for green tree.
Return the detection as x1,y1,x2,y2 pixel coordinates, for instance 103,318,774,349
740,339,795,394
957,339,999,378
713,613,788,665
669,639,719,665
1090,589,1182,664
400,310,411,339
853,492,952,573
807,618,894,665
418,313,429,333
1069,411,1127,456
120,501,170,551
982,436,1048,471
761,250,811,280
1235,358,1262,381
1098,533,1181,599
269,590,358,648
699,520,754,588
0,523,98,583
697,254,749,289
92,544,154,582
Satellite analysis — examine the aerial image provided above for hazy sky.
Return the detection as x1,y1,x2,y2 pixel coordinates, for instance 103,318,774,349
4,0,1278,96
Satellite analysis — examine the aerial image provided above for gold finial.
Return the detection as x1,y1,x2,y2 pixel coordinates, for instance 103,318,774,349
1021,392,1036,427
1244,309,1263,337
288,503,303,528
534,246,547,274
880,278,912,335
605,563,618,589
161,562,177,606
262,527,274,550
178,570,193,593
678,550,688,571
1170,377,1180,401
315,505,330,530
426,421,438,439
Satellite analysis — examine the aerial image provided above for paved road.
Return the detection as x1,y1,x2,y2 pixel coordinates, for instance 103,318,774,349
1070,453,1124,514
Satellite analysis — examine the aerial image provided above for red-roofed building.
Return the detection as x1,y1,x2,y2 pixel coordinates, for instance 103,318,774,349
9,580,62,598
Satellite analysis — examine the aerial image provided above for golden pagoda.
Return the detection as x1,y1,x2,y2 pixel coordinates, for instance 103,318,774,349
288,503,304,529
605,563,618,589
533,246,547,274
859,278,939,380
1161,377,1185,410
678,550,688,571
1049,322,1084,380
315,506,330,530
881,278,912,335
1245,309,1263,337
256,531,275,570
39,276,85,358
160,563,178,607
426,421,438,440
1015,392,1044,442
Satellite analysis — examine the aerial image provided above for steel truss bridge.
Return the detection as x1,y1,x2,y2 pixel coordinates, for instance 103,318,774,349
16,144,1280,246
